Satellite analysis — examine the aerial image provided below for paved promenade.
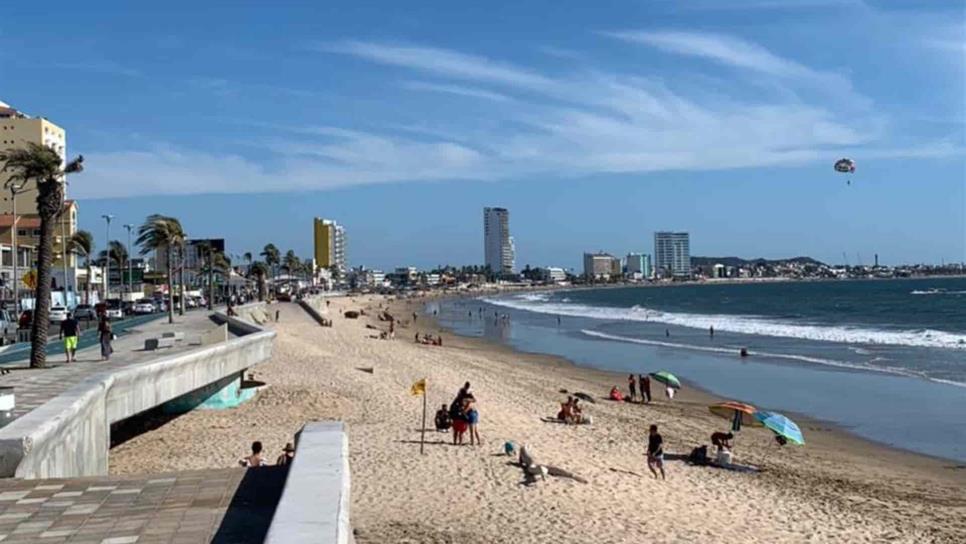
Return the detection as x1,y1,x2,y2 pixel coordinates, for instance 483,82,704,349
0,311,226,423
0,466,285,544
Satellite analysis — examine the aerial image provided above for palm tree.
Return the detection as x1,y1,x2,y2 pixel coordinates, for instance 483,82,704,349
243,251,253,276
68,230,94,305
99,240,128,271
0,142,83,368
250,261,269,301
261,244,280,296
136,215,185,324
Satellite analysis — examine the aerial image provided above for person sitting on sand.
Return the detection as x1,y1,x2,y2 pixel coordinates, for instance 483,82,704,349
276,442,295,466
558,396,575,422
711,431,734,452
435,404,452,431
239,441,267,467
572,398,583,422
609,386,624,402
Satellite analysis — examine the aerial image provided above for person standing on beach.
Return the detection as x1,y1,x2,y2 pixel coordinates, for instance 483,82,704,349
628,374,637,401
641,374,652,404
465,395,481,446
647,424,665,480
710,325,714,339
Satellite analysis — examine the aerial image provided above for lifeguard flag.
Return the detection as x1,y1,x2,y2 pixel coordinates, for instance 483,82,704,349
410,378,427,396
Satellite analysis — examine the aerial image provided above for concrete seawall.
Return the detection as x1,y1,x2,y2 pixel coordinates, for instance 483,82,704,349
0,303,275,479
264,421,352,544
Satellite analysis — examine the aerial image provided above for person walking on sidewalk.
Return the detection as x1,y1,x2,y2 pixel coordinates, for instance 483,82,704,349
97,316,113,361
59,312,79,363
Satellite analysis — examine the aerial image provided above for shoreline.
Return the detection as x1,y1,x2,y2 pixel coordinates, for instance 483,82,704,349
403,291,966,471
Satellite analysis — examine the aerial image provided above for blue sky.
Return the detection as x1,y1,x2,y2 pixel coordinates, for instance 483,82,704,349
1,0,963,269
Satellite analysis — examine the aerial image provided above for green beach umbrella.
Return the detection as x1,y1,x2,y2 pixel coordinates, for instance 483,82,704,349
649,371,681,389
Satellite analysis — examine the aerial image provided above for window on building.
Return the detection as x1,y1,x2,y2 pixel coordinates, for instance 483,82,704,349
17,229,27,236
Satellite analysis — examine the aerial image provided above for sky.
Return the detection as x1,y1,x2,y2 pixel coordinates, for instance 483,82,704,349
1,0,964,270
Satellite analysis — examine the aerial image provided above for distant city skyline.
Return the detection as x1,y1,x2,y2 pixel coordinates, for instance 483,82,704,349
2,1,960,269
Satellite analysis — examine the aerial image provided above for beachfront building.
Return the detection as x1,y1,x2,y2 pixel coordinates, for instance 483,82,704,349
483,207,514,276
0,100,81,304
540,266,568,284
625,253,653,280
654,231,691,278
313,218,346,275
583,252,621,281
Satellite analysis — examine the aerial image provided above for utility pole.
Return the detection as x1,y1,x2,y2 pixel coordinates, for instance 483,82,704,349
123,224,134,297
101,214,114,301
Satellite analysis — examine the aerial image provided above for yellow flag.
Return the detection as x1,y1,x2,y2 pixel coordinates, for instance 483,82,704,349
410,378,426,396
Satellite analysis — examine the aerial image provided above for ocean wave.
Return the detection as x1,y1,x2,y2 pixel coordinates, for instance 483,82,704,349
911,288,966,295
579,330,966,388
481,295,966,351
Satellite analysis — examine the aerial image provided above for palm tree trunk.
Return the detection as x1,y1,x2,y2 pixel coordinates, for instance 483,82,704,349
166,247,174,324
29,199,57,368
178,244,186,316
207,251,214,311
85,260,92,305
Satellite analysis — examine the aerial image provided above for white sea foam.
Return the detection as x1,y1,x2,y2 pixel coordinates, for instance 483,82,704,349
481,295,966,351
579,330,966,388
910,288,966,295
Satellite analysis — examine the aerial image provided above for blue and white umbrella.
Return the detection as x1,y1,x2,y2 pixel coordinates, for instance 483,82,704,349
754,411,805,446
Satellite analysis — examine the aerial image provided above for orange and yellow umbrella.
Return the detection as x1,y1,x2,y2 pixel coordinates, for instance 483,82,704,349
709,401,763,430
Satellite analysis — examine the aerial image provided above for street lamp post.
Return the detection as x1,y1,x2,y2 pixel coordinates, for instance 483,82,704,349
123,224,134,297
101,214,114,301
60,204,69,307
5,181,28,314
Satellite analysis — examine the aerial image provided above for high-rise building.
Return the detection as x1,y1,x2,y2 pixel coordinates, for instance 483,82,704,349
313,218,346,273
0,100,78,296
625,253,653,279
583,252,620,280
483,207,514,275
654,232,691,278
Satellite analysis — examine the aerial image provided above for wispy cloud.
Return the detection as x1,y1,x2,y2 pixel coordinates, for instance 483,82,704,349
317,40,554,92
77,29,960,199
400,81,512,102
54,60,140,77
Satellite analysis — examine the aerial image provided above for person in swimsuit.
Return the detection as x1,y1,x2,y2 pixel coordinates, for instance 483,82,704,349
647,424,665,480
239,441,267,467
641,374,652,404
465,395,481,446
628,374,637,401
711,431,734,452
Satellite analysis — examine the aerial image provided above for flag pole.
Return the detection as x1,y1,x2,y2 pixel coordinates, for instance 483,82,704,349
420,391,427,455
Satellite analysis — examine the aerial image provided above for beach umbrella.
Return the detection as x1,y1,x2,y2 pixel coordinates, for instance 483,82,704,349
754,411,805,445
649,371,682,389
709,401,762,429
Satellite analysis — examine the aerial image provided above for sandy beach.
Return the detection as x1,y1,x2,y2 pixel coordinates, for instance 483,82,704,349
109,295,966,543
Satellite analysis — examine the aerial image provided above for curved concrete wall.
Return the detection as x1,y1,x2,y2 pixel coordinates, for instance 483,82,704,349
264,421,351,544
0,304,275,479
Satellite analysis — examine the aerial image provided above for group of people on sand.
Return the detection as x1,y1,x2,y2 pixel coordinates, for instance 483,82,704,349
435,381,480,445
415,332,443,346
238,440,296,467
557,396,591,424
610,373,674,403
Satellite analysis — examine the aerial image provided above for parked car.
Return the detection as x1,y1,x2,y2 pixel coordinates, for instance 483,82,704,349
276,292,292,302
186,297,198,309
133,299,155,314
74,304,96,320
105,300,124,320
49,306,68,323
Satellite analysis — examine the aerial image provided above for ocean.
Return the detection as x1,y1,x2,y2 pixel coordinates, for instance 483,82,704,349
434,277,966,462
